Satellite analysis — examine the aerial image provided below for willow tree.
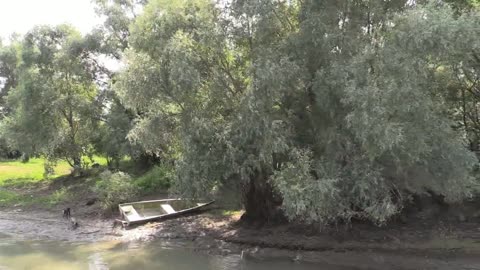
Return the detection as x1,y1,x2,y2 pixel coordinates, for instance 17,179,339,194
189,1,477,224
115,0,238,158
117,0,479,225
93,0,146,58
271,2,479,224
0,39,21,157
0,40,20,116
1,26,102,168
264,1,478,224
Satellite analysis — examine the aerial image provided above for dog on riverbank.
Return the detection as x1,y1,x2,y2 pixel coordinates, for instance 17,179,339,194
70,217,79,229
62,208,71,219
62,208,78,229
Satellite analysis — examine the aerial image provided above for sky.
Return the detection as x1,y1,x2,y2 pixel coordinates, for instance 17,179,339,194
0,0,102,41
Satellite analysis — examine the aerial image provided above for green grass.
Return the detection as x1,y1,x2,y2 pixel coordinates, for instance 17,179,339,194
0,156,108,187
0,188,70,207
221,210,243,216
82,156,108,167
0,156,107,208
0,189,23,206
0,158,71,186
209,209,244,217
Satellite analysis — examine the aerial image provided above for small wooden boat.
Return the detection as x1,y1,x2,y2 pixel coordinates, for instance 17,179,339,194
118,198,214,226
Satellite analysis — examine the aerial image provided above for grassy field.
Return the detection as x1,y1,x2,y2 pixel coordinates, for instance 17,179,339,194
0,158,70,185
0,156,107,186
0,156,107,207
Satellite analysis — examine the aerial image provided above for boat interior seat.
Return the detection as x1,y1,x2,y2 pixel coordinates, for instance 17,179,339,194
120,205,143,221
161,204,176,214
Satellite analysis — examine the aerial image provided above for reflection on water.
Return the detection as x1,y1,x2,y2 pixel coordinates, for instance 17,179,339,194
0,235,344,270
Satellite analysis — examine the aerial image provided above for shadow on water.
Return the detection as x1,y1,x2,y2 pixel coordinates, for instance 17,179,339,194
0,238,357,270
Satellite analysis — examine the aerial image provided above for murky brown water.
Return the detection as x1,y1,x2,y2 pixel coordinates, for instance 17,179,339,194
0,234,350,270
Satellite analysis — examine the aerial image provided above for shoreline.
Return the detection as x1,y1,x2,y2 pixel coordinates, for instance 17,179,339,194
1,208,480,269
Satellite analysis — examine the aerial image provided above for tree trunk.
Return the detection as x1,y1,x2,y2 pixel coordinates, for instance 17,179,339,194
73,156,81,168
240,169,285,226
21,153,30,163
71,156,83,177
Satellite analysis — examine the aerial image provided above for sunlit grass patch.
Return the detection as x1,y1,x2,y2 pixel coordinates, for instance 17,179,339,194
209,209,244,217
221,210,245,217
82,156,108,167
221,210,243,216
0,158,71,185
0,156,108,187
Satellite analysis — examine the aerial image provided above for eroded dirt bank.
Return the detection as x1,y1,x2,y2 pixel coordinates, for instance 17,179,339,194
1,208,480,270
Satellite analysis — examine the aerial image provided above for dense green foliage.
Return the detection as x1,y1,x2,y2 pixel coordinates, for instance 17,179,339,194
94,170,138,211
1,0,479,225
134,164,173,193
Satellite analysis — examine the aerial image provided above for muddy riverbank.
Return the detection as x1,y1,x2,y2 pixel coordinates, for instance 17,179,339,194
1,208,480,269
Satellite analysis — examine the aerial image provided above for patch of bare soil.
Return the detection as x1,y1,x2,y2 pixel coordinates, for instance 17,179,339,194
0,210,114,242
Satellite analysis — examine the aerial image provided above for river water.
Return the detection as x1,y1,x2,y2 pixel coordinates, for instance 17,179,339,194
0,234,350,270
